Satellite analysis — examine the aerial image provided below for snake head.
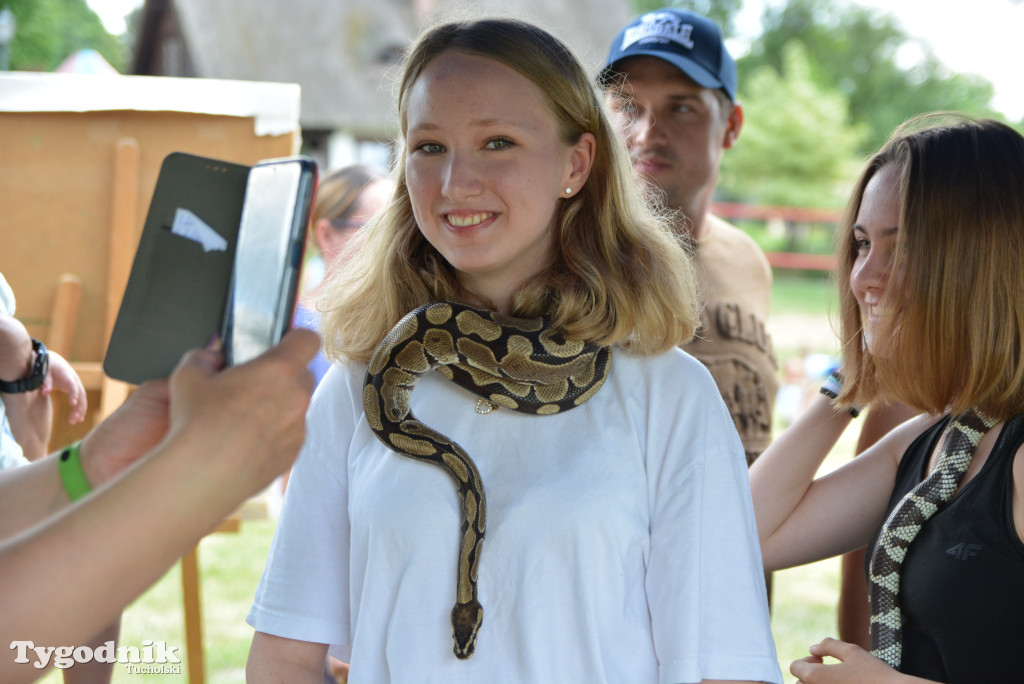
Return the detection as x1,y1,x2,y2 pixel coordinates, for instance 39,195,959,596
451,599,483,659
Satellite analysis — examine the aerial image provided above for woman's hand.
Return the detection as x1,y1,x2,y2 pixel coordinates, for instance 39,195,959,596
162,328,318,498
79,377,171,487
79,328,317,494
42,350,88,424
791,638,939,684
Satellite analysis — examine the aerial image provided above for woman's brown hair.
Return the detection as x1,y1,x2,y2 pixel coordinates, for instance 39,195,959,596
836,114,1024,418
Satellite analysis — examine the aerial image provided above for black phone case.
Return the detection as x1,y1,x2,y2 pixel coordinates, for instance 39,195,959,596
103,152,250,384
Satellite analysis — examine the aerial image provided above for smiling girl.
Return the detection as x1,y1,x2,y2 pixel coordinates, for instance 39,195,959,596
750,115,1024,684
245,17,780,684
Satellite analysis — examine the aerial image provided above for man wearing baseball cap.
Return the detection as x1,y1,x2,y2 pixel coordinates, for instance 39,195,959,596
602,8,777,468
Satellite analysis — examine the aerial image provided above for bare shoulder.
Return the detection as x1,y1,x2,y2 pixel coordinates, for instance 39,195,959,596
879,412,941,466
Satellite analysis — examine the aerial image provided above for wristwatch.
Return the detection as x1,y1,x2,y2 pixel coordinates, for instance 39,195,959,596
0,338,49,393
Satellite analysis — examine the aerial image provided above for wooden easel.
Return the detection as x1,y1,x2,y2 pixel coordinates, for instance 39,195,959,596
41,138,243,684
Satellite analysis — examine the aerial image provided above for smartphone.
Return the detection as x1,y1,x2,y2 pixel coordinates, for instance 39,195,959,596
223,156,317,366
103,153,317,383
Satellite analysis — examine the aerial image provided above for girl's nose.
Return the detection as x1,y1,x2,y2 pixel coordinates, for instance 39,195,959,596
441,152,483,201
852,247,890,292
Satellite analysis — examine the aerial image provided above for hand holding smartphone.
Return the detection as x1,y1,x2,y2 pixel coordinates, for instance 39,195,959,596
103,152,317,384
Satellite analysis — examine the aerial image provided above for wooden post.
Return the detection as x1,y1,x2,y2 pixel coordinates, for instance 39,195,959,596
99,138,140,419
46,273,82,357
180,517,240,684
181,548,206,684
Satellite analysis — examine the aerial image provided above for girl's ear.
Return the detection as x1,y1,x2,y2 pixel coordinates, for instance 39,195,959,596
312,218,334,254
562,132,596,197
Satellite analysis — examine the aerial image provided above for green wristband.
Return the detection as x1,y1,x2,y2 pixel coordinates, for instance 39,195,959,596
58,441,92,501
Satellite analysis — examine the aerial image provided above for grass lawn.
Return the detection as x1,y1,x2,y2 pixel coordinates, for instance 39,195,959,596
771,273,836,317
40,273,849,684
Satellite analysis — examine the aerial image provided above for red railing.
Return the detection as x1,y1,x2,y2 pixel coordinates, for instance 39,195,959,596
710,201,842,224
710,201,841,272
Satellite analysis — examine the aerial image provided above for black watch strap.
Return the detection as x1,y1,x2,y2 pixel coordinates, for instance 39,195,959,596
0,338,49,393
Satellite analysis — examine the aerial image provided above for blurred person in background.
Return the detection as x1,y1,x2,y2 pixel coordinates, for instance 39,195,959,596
295,164,392,386
601,7,776,468
600,7,777,604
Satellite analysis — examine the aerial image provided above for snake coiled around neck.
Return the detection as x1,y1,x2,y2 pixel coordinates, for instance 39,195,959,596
362,301,611,659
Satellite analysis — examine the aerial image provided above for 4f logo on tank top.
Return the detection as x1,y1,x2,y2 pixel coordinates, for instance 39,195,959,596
946,542,982,560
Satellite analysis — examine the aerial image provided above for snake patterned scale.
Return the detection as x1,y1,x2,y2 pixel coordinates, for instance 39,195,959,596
867,407,998,669
362,301,612,659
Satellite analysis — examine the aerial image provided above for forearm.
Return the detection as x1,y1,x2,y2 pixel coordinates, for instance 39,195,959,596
2,391,52,460
0,453,70,539
0,315,32,381
749,393,853,541
0,315,51,459
62,618,120,684
0,433,251,659
0,428,142,541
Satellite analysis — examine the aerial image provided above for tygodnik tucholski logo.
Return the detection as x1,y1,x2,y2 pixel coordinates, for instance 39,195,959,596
10,639,182,673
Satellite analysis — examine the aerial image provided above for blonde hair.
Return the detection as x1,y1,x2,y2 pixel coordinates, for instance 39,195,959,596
320,17,700,364
836,114,1024,418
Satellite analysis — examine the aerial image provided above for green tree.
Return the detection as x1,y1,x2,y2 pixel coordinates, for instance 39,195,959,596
719,42,867,209
739,0,999,152
3,0,125,72
628,0,743,36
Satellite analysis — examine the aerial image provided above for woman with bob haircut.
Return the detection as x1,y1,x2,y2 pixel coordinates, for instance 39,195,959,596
751,114,1024,684
247,16,781,684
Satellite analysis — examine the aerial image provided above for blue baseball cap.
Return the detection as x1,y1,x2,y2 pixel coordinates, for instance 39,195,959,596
601,8,737,101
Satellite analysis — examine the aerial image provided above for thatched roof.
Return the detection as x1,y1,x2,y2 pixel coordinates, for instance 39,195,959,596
132,0,632,137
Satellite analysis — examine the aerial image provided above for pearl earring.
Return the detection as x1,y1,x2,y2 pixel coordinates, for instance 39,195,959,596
565,187,573,194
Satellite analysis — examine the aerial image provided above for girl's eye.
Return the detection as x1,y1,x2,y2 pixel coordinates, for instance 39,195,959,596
485,138,513,151
415,142,444,155
854,238,870,253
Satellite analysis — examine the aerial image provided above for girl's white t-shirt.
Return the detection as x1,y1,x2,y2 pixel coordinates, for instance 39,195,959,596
248,347,782,684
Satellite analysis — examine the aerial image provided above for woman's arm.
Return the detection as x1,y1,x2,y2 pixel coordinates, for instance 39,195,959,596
0,330,317,682
247,632,329,684
0,313,50,461
0,312,86,460
0,371,172,541
749,393,929,570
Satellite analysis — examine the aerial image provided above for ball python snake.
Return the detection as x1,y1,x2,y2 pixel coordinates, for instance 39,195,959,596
867,407,998,669
362,301,612,659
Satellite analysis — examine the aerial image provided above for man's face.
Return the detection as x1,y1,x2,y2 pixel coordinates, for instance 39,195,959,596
607,56,740,223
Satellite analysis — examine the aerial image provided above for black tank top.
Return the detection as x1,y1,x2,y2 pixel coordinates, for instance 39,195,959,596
866,415,1024,683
